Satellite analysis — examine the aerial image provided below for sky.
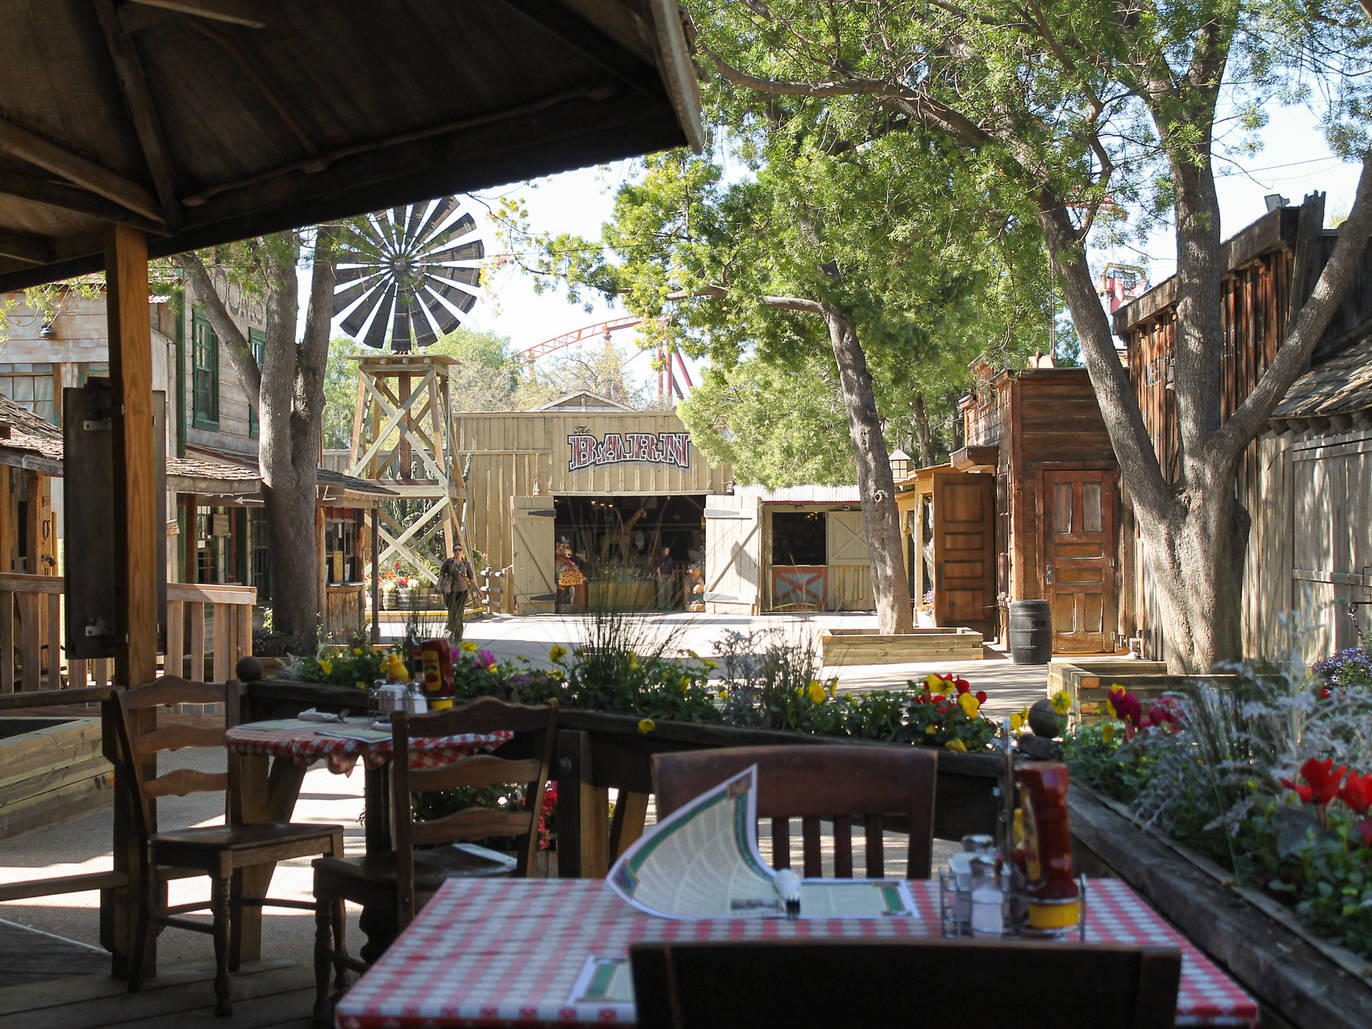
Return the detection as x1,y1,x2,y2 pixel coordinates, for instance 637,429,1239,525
332,102,1367,393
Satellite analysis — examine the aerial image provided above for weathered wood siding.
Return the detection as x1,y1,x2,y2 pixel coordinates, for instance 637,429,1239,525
453,410,730,575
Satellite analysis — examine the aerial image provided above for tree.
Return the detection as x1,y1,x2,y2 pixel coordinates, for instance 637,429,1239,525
687,0,1372,671
508,113,1044,633
178,227,338,644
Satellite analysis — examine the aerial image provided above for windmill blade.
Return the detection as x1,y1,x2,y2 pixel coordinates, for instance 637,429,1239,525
339,277,392,337
410,196,461,249
361,282,398,350
423,238,485,264
333,269,386,314
423,277,479,326
391,294,414,352
416,210,476,252
426,266,481,288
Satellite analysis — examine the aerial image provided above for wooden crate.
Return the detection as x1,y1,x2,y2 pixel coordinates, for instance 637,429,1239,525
820,626,984,666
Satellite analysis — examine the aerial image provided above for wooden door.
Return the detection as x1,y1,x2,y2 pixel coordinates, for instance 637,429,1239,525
510,496,556,614
703,496,762,614
1040,468,1118,653
932,471,995,635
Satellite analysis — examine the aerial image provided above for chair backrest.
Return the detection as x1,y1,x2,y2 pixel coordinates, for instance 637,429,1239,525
113,676,240,839
651,744,937,878
629,938,1181,1029
390,697,558,922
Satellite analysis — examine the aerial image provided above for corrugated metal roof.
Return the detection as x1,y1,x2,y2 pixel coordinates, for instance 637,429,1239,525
733,484,861,503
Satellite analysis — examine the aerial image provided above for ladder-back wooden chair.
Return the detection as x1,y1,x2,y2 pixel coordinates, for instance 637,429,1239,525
652,744,937,878
113,675,345,1016
312,696,558,1026
630,938,1182,1029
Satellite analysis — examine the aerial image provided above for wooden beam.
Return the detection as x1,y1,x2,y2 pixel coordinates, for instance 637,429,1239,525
125,0,268,27
93,0,183,228
0,170,163,231
497,0,667,98
0,117,163,223
104,224,159,688
0,228,52,265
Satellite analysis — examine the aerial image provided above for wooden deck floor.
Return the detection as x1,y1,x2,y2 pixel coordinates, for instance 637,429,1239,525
0,921,315,1028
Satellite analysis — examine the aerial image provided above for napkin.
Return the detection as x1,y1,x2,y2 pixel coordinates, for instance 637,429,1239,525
297,708,344,723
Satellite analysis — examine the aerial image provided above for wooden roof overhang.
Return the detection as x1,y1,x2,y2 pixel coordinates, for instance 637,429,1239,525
170,448,398,508
1269,331,1372,438
0,0,702,291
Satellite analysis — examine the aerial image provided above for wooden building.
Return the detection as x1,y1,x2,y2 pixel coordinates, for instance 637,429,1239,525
703,486,874,616
1113,194,1372,659
454,394,731,613
897,365,1120,650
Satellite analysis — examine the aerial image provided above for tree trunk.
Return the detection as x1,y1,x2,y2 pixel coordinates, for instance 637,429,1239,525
824,305,913,634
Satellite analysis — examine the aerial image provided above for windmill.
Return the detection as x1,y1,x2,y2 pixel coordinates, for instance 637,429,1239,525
332,197,485,353
337,197,485,610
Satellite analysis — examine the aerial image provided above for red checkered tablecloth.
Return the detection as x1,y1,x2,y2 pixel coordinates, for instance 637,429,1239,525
334,877,1258,1028
224,718,512,775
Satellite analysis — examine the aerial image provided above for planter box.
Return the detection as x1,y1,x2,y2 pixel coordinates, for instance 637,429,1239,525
1049,657,1236,725
585,580,655,611
1070,784,1372,1027
820,626,983,666
0,717,112,840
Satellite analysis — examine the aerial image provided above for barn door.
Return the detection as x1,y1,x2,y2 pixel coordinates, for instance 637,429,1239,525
1041,468,1118,653
510,496,556,614
704,496,761,614
932,471,995,635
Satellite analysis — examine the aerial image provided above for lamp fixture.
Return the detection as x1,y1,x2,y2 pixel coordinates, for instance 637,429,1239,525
39,321,56,340
1264,194,1288,212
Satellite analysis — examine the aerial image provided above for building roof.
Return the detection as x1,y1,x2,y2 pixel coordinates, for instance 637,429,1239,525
173,446,397,504
1270,332,1372,435
0,1,702,291
733,484,862,504
532,391,636,412
0,395,64,472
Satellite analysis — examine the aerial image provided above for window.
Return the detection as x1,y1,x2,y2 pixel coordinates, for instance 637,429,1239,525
324,509,361,583
771,511,827,566
249,508,271,601
192,309,219,428
0,368,57,424
247,328,265,438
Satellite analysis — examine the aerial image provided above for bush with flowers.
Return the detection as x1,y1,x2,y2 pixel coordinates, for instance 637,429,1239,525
897,673,997,752
1064,618,1372,959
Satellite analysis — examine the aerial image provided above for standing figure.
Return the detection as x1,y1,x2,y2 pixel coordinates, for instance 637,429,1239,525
654,546,676,611
439,544,475,642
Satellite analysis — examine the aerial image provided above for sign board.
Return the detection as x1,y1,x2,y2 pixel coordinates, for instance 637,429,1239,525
567,431,690,472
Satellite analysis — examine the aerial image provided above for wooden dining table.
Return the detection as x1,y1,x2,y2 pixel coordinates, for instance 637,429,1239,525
333,876,1260,1028
221,715,512,960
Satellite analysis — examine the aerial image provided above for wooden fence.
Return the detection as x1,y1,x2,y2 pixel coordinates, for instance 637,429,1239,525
0,574,255,692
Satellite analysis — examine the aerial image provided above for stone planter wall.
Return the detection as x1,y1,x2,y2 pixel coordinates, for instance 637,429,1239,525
1070,784,1372,1028
1049,657,1236,726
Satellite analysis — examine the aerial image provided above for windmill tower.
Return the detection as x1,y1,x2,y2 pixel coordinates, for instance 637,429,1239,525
335,197,483,586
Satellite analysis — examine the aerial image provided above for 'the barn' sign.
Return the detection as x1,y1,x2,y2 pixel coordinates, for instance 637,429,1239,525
567,431,691,472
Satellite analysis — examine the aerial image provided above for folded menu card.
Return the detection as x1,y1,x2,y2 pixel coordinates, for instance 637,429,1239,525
607,765,916,920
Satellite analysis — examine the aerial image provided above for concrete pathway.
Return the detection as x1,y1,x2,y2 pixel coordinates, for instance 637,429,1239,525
0,611,1056,968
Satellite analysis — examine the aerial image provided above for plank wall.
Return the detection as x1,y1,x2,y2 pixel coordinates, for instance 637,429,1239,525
453,411,731,574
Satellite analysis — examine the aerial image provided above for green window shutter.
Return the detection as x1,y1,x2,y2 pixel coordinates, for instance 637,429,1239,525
247,328,265,438
192,309,220,429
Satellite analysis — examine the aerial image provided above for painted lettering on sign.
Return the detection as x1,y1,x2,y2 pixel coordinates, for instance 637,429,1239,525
567,431,692,472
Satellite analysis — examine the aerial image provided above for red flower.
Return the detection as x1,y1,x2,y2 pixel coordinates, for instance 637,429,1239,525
1358,818,1372,849
975,691,988,704
1301,758,1348,806
955,681,970,695
1280,777,1315,803
1320,687,1332,700
1341,771,1372,815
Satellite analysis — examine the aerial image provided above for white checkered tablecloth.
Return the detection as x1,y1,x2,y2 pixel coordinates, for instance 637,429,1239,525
224,718,513,775
334,877,1258,1028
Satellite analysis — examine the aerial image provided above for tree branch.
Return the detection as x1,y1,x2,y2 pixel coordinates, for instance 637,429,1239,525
176,250,261,403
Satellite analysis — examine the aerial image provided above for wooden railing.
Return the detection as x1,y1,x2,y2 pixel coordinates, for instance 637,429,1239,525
0,574,255,693
166,582,256,684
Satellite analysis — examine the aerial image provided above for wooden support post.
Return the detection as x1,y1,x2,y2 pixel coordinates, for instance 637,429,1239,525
104,225,159,979
369,507,380,643
555,729,609,878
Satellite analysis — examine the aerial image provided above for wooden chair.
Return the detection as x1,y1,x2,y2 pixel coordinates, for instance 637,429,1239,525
311,697,558,1026
652,744,937,878
629,938,1182,1029
113,676,346,1016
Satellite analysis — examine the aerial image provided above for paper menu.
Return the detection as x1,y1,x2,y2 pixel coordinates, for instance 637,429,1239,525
607,765,919,921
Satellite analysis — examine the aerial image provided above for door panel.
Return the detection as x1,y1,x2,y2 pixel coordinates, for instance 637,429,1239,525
704,497,762,613
511,496,556,614
933,471,995,635
1041,468,1118,652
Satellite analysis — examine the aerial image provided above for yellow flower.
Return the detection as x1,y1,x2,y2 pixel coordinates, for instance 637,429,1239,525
1108,683,1126,697
925,724,938,736
807,681,826,704
1051,690,1072,715
702,659,717,670
958,692,980,718
718,689,728,702
629,654,639,668
1010,711,1024,732
460,641,478,653
945,739,968,753
688,649,700,660
924,673,946,695
353,647,363,655
355,680,366,690
827,681,836,699
318,658,333,675
1101,723,1116,744
637,718,655,734
549,645,568,663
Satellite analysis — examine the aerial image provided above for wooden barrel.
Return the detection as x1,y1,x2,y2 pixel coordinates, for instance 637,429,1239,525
1008,599,1052,664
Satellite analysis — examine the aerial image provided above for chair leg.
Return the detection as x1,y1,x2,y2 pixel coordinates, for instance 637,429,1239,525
314,897,334,1028
211,875,233,1016
228,869,244,972
127,890,153,994
332,897,349,992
